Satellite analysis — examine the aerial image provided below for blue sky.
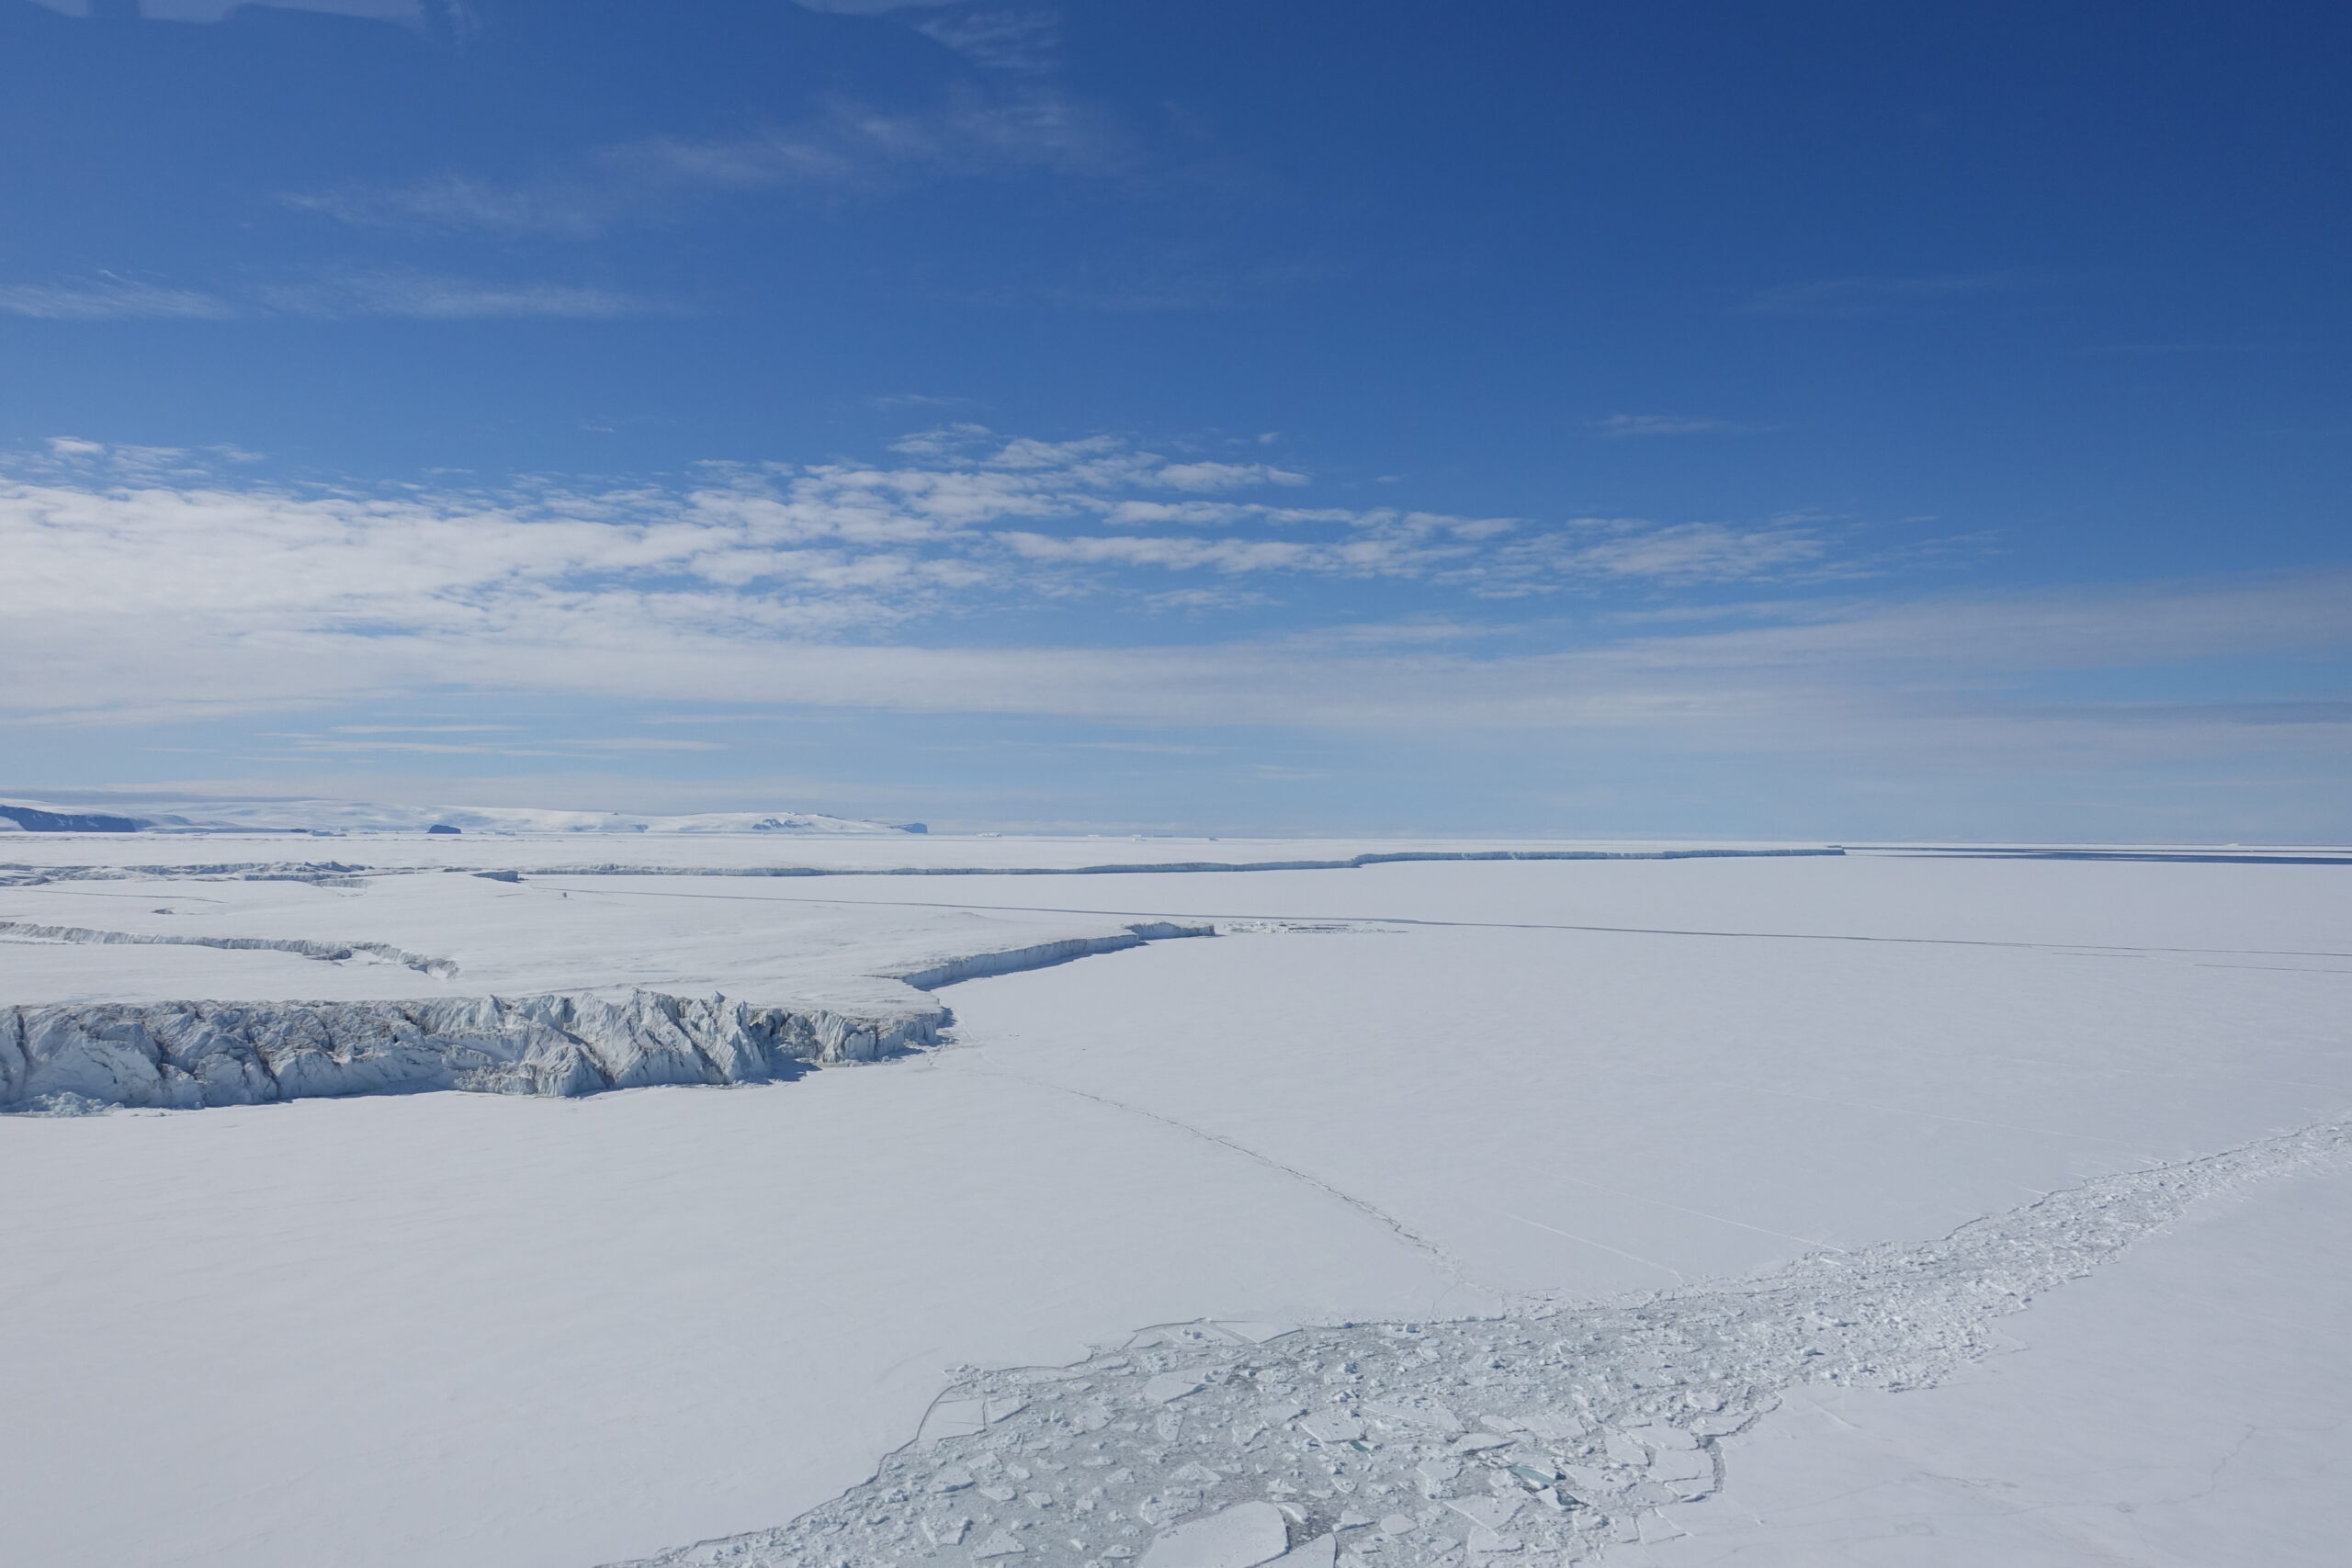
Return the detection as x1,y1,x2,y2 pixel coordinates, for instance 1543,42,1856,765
3,0,2346,838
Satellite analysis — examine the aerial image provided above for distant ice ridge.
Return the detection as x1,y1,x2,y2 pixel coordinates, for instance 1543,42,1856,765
0,847,1847,890
609,1119,2351,1568
530,848,1847,878
0,923,1209,1112
0,795,924,836
0,919,455,976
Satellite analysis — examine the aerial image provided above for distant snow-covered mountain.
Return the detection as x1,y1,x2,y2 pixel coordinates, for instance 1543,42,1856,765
0,795,925,836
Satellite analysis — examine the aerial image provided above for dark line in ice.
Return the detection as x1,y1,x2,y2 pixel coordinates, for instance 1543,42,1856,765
964,1058,1500,1300
539,883,2352,962
1499,1212,1688,1282
1521,1168,1852,1254
1863,848,2352,866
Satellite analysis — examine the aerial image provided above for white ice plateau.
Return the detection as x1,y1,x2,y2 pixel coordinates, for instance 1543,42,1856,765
3,823,2346,1568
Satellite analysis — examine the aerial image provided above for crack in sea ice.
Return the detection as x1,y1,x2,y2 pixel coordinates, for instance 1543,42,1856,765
606,1120,2347,1568
964,1060,1500,1301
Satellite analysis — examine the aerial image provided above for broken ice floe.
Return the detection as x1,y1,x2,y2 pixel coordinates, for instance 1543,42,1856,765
0,861,374,889
1137,1501,1288,1567
1145,1374,1209,1405
604,1118,2346,1568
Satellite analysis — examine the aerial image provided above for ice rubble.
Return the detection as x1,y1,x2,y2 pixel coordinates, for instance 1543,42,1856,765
0,922,1209,1111
610,1118,2348,1568
0,860,373,887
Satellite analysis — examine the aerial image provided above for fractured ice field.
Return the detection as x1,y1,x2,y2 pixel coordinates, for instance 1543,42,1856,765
2,834,2348,1568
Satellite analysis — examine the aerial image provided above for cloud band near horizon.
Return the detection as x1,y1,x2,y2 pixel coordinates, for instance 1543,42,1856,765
4,434,2346,777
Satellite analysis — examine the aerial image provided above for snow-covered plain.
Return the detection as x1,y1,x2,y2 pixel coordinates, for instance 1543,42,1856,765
0,834,1828,1111
2,836,2346,1568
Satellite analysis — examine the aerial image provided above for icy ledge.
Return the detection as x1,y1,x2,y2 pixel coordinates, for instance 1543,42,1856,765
0,923,1208,1112
607,1118,2349,1568
0,919,457,976
530,849,1847,880
0,847,1840,889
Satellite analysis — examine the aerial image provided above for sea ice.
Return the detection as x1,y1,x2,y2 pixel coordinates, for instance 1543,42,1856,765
1143,1373,1208,1404
1268,1534,1336,1567
5,840,2346,1568
1137,1502,1291,1568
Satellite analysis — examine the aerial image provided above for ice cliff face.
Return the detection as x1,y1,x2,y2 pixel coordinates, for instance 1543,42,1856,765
1,990,938,1111
0,804,150,833
0,922,1211,1112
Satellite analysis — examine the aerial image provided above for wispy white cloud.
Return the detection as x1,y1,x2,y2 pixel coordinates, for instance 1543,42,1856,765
40,436,260,479
557,738,730,751
327,724,516,734
271,740,577,757
866,392,981,412
1592,414,1769,438
7,431,2321,770
0,429,1884,638
998,533,1325,573
0,271,663,322
268,733,729,758
28,0,427,23
910,8,1061,73
290,90,1121,238
1476,517,1835,590
2081,343,2283,355
257,270,662,321
1744,271,2035,318
944,254,1324,314
791,0,967,12
1142,586,1276,615
1156,461,1309,491
0,277,242,321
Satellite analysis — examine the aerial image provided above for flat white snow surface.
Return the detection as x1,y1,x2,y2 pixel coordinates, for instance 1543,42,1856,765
1,844,2347,1568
